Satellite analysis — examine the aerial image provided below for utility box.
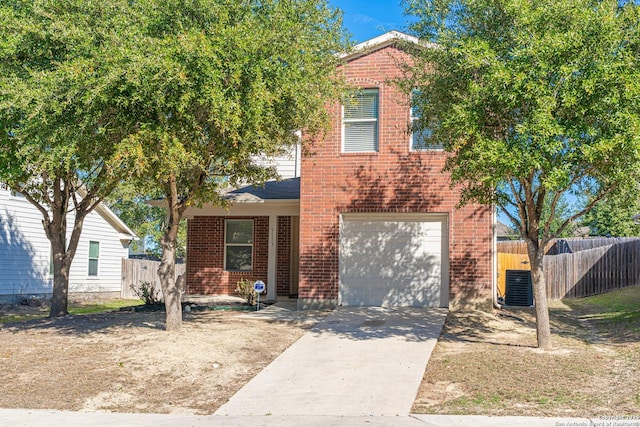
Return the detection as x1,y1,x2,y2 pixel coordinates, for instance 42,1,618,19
505,270,533,306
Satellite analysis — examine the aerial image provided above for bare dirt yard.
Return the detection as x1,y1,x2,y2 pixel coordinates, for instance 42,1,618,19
0,306,317,414
413,287,640,417
2,287,639,417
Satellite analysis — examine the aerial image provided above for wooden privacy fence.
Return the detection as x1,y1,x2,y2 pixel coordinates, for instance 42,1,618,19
121,258,186,299
497,238,640,300
496,252,530,298
496,240,529,254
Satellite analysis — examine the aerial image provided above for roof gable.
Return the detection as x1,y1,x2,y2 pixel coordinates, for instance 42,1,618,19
60,187,137,242
94,202,137,242
0,186,137,243
339,30,429,62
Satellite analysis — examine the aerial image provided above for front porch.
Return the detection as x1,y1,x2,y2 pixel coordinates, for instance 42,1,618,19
182,178,300,302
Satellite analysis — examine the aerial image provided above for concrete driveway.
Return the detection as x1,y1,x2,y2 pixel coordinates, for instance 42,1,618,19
215,306,448,417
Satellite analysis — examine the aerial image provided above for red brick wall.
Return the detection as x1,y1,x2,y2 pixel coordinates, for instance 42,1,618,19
298,44,493,307
186,216,269,295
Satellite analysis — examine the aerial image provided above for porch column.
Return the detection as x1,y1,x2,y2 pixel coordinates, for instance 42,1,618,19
267,214,277,301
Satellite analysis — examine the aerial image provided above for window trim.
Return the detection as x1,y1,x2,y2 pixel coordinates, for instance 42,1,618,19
224,219,254,272
410,91,444,151
88,240,99,277
342,88,380,153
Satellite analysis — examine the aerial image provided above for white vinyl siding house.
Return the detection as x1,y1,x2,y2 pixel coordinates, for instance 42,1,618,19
0,189,51,298
0,187,136,302
253,143,302,179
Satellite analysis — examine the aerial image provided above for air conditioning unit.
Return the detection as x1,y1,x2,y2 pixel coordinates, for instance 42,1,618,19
505,270,533,306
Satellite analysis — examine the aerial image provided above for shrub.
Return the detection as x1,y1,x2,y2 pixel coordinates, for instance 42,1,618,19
235,279,257,305
130,281,162,305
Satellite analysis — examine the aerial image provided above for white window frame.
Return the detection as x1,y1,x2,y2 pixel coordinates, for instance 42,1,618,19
410,91,444,151
88,241,99,277
224,219,254,272
342,88,379,153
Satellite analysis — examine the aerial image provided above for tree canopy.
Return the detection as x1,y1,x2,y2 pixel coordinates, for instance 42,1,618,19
108,0,350,331
582,187,640,237
1,0,349,323
0,0,139,316
403,0,640,348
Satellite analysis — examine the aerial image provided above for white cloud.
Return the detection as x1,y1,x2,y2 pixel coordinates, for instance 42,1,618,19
353,13,375,23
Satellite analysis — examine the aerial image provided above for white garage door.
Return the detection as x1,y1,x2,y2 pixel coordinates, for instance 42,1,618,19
339,214,448,307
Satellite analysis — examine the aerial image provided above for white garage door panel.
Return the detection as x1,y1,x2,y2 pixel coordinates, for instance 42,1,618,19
340,217,447,307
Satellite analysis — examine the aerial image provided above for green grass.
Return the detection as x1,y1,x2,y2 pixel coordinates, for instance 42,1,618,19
0,313,46,324
446,394,502,413
564,286,640,326
68,299,143,315
0,299,143,323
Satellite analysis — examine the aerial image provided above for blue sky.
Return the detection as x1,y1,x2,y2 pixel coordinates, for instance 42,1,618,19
329,0,414,42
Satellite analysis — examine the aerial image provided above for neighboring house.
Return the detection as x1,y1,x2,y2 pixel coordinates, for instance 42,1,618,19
183,31,494,309
0,185,137,303
497,221,519,241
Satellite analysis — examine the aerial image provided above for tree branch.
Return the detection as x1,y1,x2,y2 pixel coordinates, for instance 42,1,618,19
554,183,618,239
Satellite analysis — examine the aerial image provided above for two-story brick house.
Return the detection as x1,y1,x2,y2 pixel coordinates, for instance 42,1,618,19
183,31,494,309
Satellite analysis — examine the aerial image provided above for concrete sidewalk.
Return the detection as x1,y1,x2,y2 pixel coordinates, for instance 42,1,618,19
0,408,602,426
216,307,448,417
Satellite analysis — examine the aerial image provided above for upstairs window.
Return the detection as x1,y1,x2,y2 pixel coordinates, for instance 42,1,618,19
343,88,379,153
88,241,100,276
225,220,253,271
410,91,444,151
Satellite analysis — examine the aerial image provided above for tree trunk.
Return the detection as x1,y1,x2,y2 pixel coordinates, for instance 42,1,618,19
45,199,88,317
527,246,552,349
20,175,107,318
49,240,70,317
46,189,72,318
158,227,182,332
158,174,184,332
